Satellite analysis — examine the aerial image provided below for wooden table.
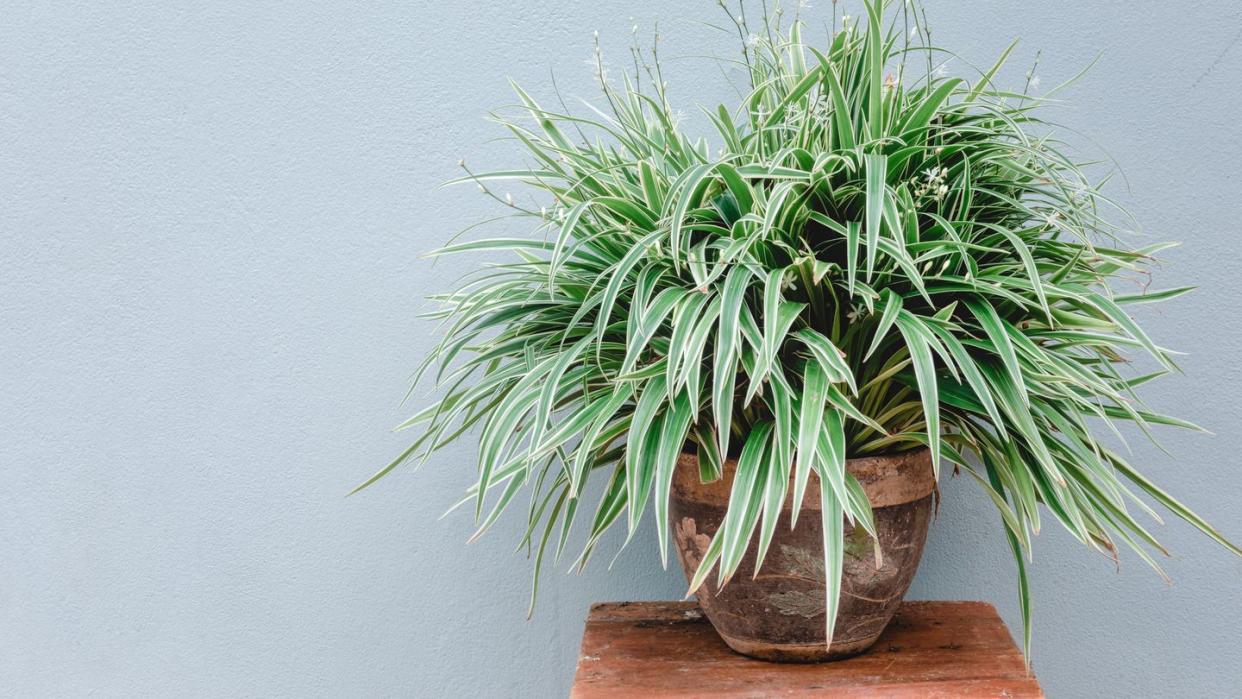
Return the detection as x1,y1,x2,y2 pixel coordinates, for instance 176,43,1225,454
570,601,1042,698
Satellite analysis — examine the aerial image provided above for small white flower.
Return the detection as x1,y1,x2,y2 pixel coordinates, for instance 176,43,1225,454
841,14,852,25
1029,75,1042,91
584,57,610,86
746,33,761,48
540,206,547,219
937,184,949,196
477,184,486,193
1045,211,1060,228
846,304,863,323
457,158,465,168
934,62,950,78
505,192,514,206
910,25,919,38
799,0,812,9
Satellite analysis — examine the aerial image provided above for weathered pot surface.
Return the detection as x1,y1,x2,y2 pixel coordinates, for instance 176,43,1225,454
670,448,935,662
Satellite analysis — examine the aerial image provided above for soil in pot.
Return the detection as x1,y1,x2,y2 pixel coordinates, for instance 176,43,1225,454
669,448,935,662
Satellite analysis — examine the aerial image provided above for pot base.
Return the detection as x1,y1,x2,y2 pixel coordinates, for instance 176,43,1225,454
716,628,881,662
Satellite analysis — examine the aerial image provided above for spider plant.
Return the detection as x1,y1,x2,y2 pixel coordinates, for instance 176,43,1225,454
363,0,1239,657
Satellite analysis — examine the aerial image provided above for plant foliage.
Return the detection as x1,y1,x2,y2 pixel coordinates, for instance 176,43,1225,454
364,0,1239,656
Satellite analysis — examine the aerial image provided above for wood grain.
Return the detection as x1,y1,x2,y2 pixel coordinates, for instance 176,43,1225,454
570,601,1043,698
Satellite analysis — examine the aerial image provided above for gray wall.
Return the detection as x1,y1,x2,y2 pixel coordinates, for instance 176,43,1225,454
3,1,1240,696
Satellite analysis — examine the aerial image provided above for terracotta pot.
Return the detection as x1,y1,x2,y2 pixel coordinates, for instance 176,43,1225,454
669,448,935,662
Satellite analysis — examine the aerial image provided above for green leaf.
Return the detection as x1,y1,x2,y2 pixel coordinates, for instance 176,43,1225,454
654,390,695,567
763,63,826,128
714,267,752,457
824,64,857,150
594,230,662,341
718,422,773,585
966,298,1029,409
594,196,657,230
967,38,1019,102
816,408,850,513
792,361,829,528
895,312,941,477
794,328,857,394
818,459,845,649
863,0,884,142
669,164,716,268
846,220,861,296
1085,291,1176,370
985,461,1033,666
864,289,903,361
864,153,887,281
1107,449,1242,556
1113,286,1195,305
899,78,964,137
754,422,791,575
665,291,714,401
625,374,669,533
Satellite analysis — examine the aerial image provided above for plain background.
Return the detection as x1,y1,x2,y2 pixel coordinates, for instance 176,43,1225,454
4,1,1242,696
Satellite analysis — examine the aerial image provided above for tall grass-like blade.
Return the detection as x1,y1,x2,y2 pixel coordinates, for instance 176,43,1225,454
794,328,857,394
1107,449,1242,556
669,164,715,269
864,289,903,361
792,361,829,528
625,375,669,533
898,78,964,137
1084,292,1177,370
824,65,857,151
864,153,887,281
762,64,826,129
569,383,632,496
665,291,712,400
985,459,1033,666
895,313,941,477
966,38,1019,102
594,230,662,341
718,422,773,585
654,390,695,567
926,324,1006,437
863,0,884,142
818,463,845,649
966,298,1029,409
714,267,752,457
846,220,861,296
990,225,1050,321
754,422,790,576
1114,286,1195,305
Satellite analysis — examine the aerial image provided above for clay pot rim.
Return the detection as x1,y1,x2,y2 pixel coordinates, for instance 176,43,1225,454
673,446,935,510
676,445,929,464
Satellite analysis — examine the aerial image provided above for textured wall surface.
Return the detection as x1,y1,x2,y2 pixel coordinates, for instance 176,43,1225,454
4,1,1241,697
